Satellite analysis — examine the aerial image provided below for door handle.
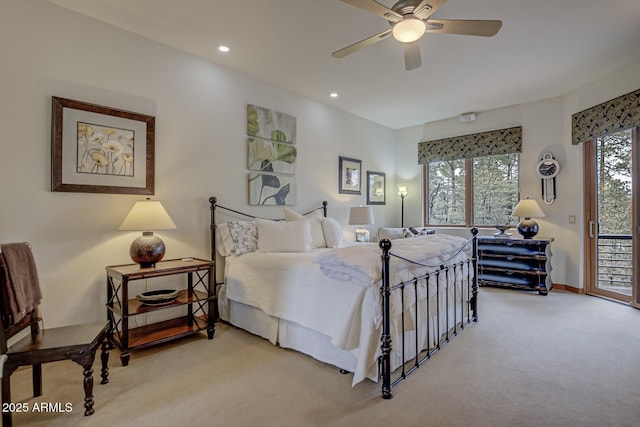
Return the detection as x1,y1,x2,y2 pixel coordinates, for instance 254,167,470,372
589,220,595,238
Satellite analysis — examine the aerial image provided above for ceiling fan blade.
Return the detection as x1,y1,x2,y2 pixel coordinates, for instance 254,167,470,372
404,42,422,71
341,0,403,22
426,19,503,37
413,0,447,20
332,29,392,58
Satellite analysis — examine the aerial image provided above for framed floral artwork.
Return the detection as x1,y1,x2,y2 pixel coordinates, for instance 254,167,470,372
339,156,362,195
51,96,155,194
367,171,385,205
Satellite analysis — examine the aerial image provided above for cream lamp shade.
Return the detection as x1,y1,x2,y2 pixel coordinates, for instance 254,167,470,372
511,198,545,239
392,18,426,43
120,198,176,268
349,206,375,242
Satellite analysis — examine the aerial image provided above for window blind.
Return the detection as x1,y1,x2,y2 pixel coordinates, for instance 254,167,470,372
572,88,640,145
418,126,522,164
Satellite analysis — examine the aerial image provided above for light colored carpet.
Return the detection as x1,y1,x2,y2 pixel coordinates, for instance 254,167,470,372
9,288,640,427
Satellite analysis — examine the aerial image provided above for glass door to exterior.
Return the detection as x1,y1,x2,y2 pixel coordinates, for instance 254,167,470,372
584,128,639,306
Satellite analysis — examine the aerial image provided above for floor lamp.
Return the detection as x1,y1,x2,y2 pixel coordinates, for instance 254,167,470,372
398,185,408,227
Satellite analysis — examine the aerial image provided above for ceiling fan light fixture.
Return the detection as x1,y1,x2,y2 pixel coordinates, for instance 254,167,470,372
392,18,426,43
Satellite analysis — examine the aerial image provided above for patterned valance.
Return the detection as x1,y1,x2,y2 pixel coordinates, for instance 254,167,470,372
571,88,640,145
418,126,522,164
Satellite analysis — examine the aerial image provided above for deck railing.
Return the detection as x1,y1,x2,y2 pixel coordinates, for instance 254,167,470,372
597,234,632,294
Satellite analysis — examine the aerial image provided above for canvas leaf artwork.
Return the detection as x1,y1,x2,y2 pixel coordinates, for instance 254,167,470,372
247,104,297,205
247,104,297,144
247,137,296,175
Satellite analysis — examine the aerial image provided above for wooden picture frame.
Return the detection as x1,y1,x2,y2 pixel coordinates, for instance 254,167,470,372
367,171,386,205
51,96,155,194
338,156,362,195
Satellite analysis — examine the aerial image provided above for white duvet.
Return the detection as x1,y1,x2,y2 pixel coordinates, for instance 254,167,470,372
316,234,471,286
223,234,473,386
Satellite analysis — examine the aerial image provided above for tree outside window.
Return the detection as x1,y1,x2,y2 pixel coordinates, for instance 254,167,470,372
426,153,519,226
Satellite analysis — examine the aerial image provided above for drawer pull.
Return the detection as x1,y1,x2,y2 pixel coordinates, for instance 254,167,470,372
505,256,514,261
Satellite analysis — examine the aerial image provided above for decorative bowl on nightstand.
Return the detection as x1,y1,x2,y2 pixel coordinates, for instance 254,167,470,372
136,289,181,306
494,224,512,237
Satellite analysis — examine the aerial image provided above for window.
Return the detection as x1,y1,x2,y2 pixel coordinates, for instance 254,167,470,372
424,153,519,226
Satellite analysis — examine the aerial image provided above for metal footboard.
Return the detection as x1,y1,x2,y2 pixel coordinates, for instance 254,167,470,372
379,228,479,399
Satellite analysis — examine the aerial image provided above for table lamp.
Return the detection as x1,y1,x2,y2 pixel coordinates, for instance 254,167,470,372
349,206,374,242
512,198,545,239
119,198,177,267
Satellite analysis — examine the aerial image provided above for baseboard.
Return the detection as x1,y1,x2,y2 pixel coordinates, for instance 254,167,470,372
552,283,584,294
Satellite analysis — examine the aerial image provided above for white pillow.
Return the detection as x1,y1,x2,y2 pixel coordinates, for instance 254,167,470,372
283,207,326,248
321,217,344,248
215,223,234,256
377,227,405,241
256,218,312,252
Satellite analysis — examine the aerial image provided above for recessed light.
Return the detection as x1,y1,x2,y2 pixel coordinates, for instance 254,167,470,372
330,92,339,98
218,45,230,53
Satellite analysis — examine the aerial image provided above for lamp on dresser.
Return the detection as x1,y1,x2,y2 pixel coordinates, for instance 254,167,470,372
512,197,545,239
119,198,177,267
349,206,374,242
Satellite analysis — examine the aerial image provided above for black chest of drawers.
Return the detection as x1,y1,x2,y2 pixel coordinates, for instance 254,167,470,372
477,237,553,295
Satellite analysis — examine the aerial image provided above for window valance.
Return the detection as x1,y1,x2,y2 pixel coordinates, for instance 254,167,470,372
418,126,522,164
571,88,640,145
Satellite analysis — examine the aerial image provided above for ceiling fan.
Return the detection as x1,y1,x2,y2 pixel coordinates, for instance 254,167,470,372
332,0,502,70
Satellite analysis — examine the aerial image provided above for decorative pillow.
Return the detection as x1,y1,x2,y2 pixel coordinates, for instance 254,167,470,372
412,226,436,236
256,218,312,252
228,220,258,254
283,207,326,248
321,217,344,248
403,228,415,239
403,226,436,238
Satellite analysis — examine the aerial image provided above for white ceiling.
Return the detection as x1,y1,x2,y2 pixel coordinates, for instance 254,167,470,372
45,0,640,129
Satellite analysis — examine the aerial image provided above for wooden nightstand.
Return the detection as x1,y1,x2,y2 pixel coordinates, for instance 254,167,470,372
477,237,553,295
106,258,215,365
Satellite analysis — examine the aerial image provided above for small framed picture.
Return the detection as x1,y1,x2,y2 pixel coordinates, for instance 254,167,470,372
338,156,362,195
367,171,385,205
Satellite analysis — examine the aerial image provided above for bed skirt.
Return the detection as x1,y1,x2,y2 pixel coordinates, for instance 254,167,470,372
218,279,472,385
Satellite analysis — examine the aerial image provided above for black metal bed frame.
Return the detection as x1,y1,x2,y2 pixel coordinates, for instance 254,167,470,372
208,197,478,399
378,228,478,398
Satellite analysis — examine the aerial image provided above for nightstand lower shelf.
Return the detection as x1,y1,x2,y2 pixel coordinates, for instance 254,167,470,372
112,315,209,351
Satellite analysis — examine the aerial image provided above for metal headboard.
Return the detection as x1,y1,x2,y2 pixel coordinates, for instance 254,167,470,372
208,197,328,284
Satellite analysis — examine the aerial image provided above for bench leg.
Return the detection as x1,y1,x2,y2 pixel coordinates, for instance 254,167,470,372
82,364,95,416
2,376,13,427
32,363,42,397
100,339,110,385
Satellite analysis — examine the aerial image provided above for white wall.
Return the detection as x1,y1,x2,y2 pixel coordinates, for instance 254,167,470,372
394,56,640,288
0,0,395,327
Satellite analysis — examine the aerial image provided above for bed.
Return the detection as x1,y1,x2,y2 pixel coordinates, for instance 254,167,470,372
209,197,478,399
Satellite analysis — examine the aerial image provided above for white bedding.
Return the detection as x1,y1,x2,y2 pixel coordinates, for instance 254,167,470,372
224,248,370,350
316,234,471,285
221,234,473,386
